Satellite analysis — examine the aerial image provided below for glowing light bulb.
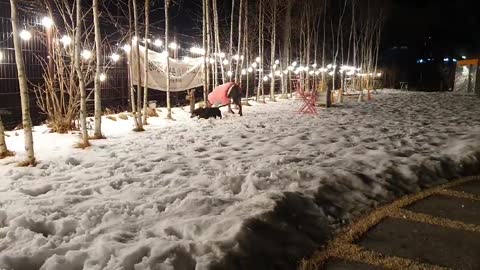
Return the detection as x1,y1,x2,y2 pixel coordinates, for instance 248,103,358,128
20,30,32,41
99,73,106,82
111,53,120,62
169,42,178,49
81,50,92,60
123,44,131,53
227,71,233,77
263,76,269,81
60,35,71,46
241,69,247,75
255,56,261,63
154,39,163,47
41,17,54,28
222,59,229,65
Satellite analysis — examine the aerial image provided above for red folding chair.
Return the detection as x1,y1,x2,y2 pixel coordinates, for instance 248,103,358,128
294,80,318,115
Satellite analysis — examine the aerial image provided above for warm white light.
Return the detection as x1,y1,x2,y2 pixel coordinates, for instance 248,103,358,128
123,44,131,53
241,69,247,75
99,73,106,82
209,58,215,64
240,55,244,61
227,71,233,77
283,70,288,74
377,73,382,77
233,54,240,61
190,47,205,55
292,61,298,67
248,67,254,73
255,56,261,63
327,64,333,69
312,63,317,68
287,66,294,71
132,36,138,43
315,71,321,76
20,30,32,41
218,52,226,58
275,70,281,77
222,59,229,65
41,17,54,28
169,42,178,50
183,56,191,63
252,62,258,68
263,76,269,81
328,71,334,76
273,64,277,69
81,50,92,60
275,60,280,65
154,39,163,47
462,55,467,60
60,35,71,46
111,53,120,62
308,70,314,75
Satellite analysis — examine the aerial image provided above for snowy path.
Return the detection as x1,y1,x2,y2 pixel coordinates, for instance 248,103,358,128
0,90,480,270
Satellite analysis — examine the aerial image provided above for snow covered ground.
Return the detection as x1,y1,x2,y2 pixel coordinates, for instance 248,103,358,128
0,90,480,270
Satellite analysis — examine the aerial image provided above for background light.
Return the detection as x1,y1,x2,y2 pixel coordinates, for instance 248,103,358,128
154,39,162,47
60,35,71,46
20,30,32,41
111,53,120,62
123,44,131,53
99,73,106,82
81,50,92,60
41,17,54,28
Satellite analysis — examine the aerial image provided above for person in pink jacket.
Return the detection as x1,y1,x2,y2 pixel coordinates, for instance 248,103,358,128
208,82,243,116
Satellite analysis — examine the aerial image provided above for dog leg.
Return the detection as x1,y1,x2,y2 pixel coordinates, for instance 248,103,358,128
228,104,235,114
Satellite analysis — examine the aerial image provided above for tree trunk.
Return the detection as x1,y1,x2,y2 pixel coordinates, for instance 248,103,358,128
256,0,263,102
229,0,235,79
269,0,277,102
203,0,208,105
128,0,136,113
73,0,89,147
0,115,12,158
165,0,172,119
212,0,225,84
132,0,144,129
142,0,150,124
281,0,292,98
93,0,103,138
235,0,243,83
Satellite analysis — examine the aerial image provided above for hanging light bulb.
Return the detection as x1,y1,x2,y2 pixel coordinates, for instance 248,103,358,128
20,30,32,41
123,44,131,53
275,70,281,77
60,35,71,46
233,54,240,61
209,58,215,64
222,59,229,65
227,71,233,77
275,60,280,65
168,42,178,49
41,17,54,28
252,62,258,68
248,67,254,73
241,69,247,75
81,50,92,60
263,76,269,81
283,70,288,75
255,56,261,63
218,52,226,58
154,39,163,47
111,53,120,62
99,73,107,82
312,63,318,68
292,61,298,67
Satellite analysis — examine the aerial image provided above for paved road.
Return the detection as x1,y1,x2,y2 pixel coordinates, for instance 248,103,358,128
304,176,480,270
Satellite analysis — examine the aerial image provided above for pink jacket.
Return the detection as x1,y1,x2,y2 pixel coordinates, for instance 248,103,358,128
208,82,235,106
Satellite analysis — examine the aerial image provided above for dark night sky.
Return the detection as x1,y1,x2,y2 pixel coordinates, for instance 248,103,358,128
384,0,480,56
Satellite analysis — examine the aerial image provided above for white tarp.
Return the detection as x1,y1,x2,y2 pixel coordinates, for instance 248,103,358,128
132,46,204,92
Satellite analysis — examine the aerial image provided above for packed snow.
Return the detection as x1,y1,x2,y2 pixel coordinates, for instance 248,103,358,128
0,90,480,270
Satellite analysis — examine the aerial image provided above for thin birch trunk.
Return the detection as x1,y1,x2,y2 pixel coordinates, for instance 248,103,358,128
0,115,12,158
165,0,172,118
73,0,89,147
133,0,144,129
128,0,136,113
202,0,208,105
269,0,276,102
235,0,243,83
281,0,291,98
142,0,150,124
93,0,103,138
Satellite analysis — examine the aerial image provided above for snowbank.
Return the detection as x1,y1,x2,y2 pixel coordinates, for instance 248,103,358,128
0,90,479,270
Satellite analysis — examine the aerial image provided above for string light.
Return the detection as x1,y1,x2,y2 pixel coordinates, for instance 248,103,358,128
169,42,178,50
209,58,215,64
222,59,229,65
233,54,240,61
81,50,92,60
123,44,131,53
275,60,280,65
189,47,205,55
60,35,71,46
111,53,120,62
154,39,163,47
255,56,261,63
20,30,32,41
292,61,298,67
248,67,254,73
41,17,54,28
99,73,107,82
227,71,233,77
263,76,269,81
251,62,258,68
241,69,247,75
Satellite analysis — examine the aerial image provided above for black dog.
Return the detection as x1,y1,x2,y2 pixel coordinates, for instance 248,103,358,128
191,107,222,119
227,84,243,116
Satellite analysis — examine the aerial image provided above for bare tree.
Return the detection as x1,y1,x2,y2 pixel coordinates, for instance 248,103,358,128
0,111,13,159
73,0,90,147
10,0,35,165
93,0,103,138
142,0,150,124
165,0,173,119
132,0,144,130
